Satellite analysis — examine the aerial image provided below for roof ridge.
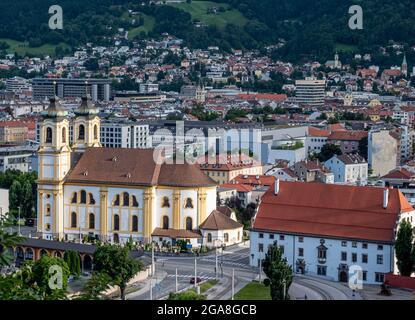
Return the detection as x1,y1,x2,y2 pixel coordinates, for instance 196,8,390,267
255,216,394,231
260,201,397,214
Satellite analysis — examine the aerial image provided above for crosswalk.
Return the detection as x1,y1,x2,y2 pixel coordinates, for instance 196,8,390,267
200,256,250,268
166,272,216,280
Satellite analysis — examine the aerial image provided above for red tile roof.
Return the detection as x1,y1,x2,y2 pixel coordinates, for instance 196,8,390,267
382,168,414,180
237,93,287,102
199,210,243,230
328,130,368,141
152,228,201,239
232,174,275,187
66,148,216,187
219,183,253,193
253,181,413,242
308,127,330,137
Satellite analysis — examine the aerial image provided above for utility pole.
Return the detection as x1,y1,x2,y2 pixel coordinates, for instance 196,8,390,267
150,276,153,300
18,206,21,236
215,247,218,280
283,280,286,300
151,242,155,277
194,255,197,288
259,258,262,282
231,268,235,300
175,268,178,293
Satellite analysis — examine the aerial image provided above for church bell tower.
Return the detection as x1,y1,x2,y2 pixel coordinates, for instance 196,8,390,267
37,96,71,240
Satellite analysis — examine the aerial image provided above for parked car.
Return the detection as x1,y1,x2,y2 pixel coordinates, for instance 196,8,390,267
190,277,202,284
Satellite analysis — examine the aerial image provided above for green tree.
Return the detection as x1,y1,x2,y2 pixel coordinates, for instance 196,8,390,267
64,250,81,278
395,220,414,276
75,272,112,300
31,255,70,299
0,214,23,267
317,143,342,162
9,180,22,211
93,244,142,300
262,244,293,300
168,290,206,300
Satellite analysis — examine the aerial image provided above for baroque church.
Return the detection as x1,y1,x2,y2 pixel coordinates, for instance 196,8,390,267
37,96,243,247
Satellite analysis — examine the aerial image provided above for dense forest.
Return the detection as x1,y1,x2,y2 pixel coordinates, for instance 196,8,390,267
0,0,414,63
213,0,415,62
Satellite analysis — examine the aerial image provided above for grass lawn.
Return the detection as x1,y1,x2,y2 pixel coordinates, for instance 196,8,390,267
335,43,358,53
0,38,70,57
168,1,247,28
234,281,271,300
199,279,219,294
128,14,156,39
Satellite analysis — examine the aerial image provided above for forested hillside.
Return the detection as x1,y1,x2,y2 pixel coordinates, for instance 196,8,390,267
0,0,414,62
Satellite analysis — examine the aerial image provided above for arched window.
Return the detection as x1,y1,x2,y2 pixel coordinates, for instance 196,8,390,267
80,190,87,204
46,127,53,143
71,192,78,204
113,194,120,206
71,212,77,228
224,233,229,242
62,127,66,143
94,124,98,140
185,198,193,209
89,213,95,229
114,214,120,231
45,204,51,216
207,233,212,243
132,195,139,207
123,192,130,207
132,216,138,232
162,196,170,208
162,216,169,230
78,124,85,140
89,193,96,205
186,217,192,230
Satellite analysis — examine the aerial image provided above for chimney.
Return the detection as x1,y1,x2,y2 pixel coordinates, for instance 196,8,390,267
274,179,280,195
383,187,389,209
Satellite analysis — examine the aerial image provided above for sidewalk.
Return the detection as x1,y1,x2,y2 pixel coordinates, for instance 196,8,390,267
125,270,168,300
295,274,363,300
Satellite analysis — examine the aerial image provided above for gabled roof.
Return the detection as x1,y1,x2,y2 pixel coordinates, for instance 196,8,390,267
328,130,368,141
253,181,413,242
308,126,330,137
382,167,414,180
66,147,216,188
336,154,366,165
216,205,234,218
219,183,253,193
152,228,202,239
232,174,275,186
199,210,243,230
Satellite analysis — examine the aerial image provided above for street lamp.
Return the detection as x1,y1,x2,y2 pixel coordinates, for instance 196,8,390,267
17,206,21,236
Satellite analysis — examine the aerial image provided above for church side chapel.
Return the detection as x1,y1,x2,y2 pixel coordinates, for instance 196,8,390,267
37,96,243,247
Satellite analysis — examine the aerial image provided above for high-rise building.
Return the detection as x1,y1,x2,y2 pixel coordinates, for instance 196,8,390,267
32,78,112,102
100,120,152,149
295,78,326,107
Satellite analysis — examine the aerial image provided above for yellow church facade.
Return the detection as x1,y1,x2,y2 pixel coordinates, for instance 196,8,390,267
37,96,217,245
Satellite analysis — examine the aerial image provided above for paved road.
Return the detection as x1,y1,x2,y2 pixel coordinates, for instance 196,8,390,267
126,243,357,300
